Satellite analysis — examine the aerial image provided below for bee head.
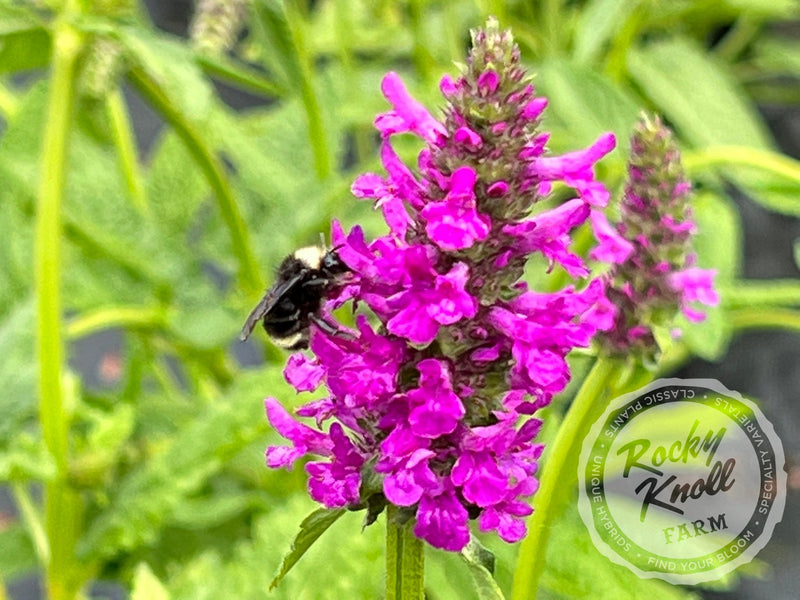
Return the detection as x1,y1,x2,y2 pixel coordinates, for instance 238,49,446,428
321,247,348,275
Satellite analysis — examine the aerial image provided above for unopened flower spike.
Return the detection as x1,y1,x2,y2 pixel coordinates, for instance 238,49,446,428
190,0,250,55
263,18,617,552
592,114,719,364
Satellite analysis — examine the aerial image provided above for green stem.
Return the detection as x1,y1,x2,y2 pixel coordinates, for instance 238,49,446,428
106,88,148,217
65,305,165,339
0,79,20,120
284,2,332,179
731,307,800,334
713,16,759,62
511,358,619,600
127,67,264,293
721,280,800,309
197,53,284,99
386,505,425,600
684,145,800,184
11,484,49,565
35,15,86,600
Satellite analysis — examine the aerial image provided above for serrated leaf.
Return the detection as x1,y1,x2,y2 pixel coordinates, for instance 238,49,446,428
0,432,56,482
536,58,641,154
165,498,384,600
0,299,37,445
131,562,171,600
204,104,333,265
461,537,505,600
168,492,260,529
269,507,346,590
541,504,698,600
0,82,180,308
627,37,773,149
77,369,284,562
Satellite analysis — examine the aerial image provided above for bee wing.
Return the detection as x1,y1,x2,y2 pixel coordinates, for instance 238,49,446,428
239,273,305,341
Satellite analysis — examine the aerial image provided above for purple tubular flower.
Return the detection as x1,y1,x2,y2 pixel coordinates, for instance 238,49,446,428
668,267,720,322
421,166,490,251
264,399,333,469
376,72,447,145
501,199,591,276
589,209,634,264
414,485,471,552
594,115,718,360
306,423,364,507
408,359,465,437
262,18,619,552
529,132,616,206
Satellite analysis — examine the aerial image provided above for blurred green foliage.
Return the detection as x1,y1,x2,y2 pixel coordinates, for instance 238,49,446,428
1,0,799,598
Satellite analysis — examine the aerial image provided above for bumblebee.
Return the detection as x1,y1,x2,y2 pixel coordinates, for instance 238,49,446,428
240,246,349,349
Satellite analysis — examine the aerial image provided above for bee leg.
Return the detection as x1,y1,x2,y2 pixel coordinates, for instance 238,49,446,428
262,310,301,324
303,278,328,287
309,314,355,340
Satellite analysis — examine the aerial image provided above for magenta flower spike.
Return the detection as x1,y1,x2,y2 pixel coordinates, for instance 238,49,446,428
263,18,618,551
592,114,719,363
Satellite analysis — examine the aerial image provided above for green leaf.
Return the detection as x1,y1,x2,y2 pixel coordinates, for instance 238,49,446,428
0,299,37,445
721,0,800,18
0,432,56,482
131,562,171,600
693,192,742,281
627,37,773,149
116,25,213,122
572,0,640,65
165,499,384,599
536,57,641,154
461,537,505,600
250,0,301,89
203,103,339,266
168,493,261,529
251,0,332,178
77,369,283,562
0,82,183,308
751,35,800,75
737,169,800,217
0,9,50,74
269,507,346,590
677,303,730,362
679,192,741,360
684,145,800,217
0,522,37,580
540,505,698,600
